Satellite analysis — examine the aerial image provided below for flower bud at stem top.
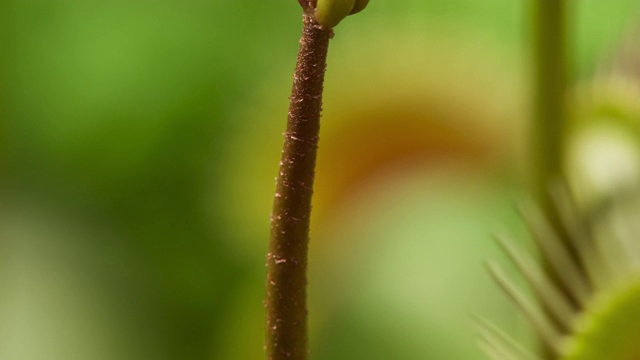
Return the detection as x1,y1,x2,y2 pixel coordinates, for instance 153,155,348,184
312,0,369,29
314,0,354,28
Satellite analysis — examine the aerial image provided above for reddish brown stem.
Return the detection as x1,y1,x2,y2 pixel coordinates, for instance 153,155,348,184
265,13,333,360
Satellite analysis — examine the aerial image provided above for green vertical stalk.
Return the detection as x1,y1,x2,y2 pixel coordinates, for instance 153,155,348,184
532,0,569,209
531,2,578,358
265,13,332,360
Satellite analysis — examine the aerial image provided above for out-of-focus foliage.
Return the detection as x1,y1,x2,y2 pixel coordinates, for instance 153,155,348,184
1,1,638,359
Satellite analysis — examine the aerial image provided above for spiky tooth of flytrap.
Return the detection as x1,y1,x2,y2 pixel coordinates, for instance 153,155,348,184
484,260,562,355
517,201,592,308
547,184,609,292
492,233,574,332
473,315,542,360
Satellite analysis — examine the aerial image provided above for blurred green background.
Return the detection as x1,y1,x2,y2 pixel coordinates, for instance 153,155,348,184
1,1,639,359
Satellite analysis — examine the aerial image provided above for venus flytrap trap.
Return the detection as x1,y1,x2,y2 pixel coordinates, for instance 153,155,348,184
482,1,640,359
482,186,640,360
264,1,368,360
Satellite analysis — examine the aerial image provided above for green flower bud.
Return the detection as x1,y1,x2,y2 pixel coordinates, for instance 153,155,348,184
349,0,369,15
313,0,356,28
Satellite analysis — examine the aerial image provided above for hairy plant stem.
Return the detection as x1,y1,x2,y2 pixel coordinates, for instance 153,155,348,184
265,13,333,360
